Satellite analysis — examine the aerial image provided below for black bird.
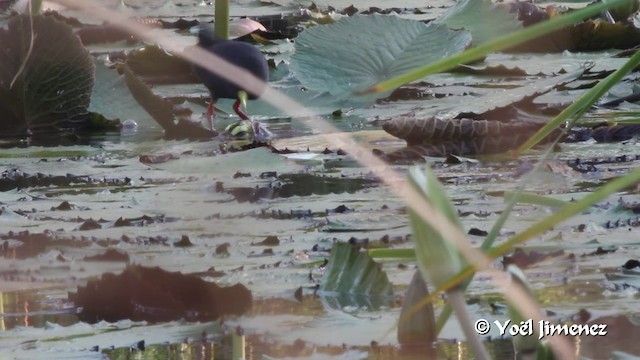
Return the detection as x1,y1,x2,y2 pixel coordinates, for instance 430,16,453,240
193,25,269,138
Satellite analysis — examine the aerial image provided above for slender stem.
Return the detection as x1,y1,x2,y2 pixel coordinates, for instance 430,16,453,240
448,290,491,360
31,0,42,13
214,0,229,40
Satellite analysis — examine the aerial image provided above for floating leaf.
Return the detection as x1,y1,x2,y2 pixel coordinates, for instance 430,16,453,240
88,60,155,127
452,69,584,118
319,242,393,304
121,63,215,139
436,0,522,45
290,14,471,101
383,118,548,146
0,15,95,137
573,19,640,52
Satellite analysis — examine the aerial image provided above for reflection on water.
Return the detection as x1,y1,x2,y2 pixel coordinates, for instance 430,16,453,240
0,290,77,331
0,129,164,149
4,287,640,358
104,340,217,360
101,335,518,360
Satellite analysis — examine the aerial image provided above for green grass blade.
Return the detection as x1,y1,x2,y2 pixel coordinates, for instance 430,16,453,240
435,145,558,332
356,0,632,95
490,166,640,259
431,164,639,331
368,248,416,259
516,48,640,155
503,191,570,208
408,166,466,289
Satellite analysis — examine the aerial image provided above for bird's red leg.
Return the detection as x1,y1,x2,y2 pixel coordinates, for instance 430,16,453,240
232,99,251,120
206,98,217,131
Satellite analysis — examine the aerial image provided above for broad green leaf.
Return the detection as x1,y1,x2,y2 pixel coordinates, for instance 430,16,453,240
360,0,632,94
0,15,94,137
436,0,522,45
407,166,465,288
319,242,393,298
290,14,471,101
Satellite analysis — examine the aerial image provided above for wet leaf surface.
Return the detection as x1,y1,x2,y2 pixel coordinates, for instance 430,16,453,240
0,15,94,138
290,14,472,101
3,1,640,359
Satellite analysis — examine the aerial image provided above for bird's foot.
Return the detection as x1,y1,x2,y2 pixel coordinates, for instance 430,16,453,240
220,119,272,144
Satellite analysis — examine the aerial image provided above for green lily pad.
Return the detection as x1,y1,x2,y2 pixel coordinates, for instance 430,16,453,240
435,0,522,45
0,15,94,137
290,14,471,102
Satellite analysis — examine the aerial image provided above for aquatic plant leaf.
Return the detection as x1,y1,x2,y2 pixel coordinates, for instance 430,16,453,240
88,60,156,127
397,270,436,346
407,166,465,289
125,45,195,81
319,242,393,298
436,0,522,45
517,50,640,155
506,265,542,355
121,63,215,139
290,14,471,101
361,0,628,94
573,19,640,51
0,14,94,137
456,69,584,118
383,118,548,146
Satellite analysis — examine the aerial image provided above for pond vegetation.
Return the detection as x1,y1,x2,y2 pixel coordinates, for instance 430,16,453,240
2,0,640,359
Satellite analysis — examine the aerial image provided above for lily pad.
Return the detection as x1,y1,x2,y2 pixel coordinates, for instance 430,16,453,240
435,0,522,45
0,15,94,137
290,14,471,101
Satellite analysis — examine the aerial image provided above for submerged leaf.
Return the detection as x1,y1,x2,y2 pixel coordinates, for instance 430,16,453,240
0,14,95,137
436,0,522,45
290,14,471,101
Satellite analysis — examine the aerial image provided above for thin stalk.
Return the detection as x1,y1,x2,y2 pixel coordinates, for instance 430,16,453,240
32,0,42,13
232,331,245,360
448,290,491,360
214,0,229,40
